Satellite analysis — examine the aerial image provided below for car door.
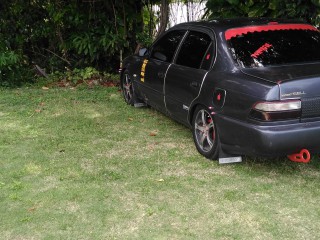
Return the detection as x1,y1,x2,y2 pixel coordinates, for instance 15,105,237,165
165,30,214,124
139,30,187,112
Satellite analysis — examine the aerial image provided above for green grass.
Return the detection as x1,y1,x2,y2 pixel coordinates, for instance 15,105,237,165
1,86,320,239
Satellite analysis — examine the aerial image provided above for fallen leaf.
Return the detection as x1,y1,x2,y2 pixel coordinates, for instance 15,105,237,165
149,131,158,136
128,118,133,121
28,206,36,212
42,86,49,90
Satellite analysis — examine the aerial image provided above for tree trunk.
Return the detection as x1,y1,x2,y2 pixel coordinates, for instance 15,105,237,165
133,0,144,53
156,0,169,37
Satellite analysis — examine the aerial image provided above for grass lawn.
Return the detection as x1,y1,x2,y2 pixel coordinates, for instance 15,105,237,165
1,85,320,239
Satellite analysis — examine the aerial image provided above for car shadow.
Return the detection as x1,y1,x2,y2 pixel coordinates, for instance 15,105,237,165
237,155,320,175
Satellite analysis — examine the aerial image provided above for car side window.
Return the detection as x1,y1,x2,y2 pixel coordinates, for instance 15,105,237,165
176,31,213,70
150,30,186,63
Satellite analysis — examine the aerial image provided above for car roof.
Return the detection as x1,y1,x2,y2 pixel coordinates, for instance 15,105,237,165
171,18,307,33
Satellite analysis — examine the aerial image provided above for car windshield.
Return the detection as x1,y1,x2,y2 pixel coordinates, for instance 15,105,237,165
226,24,320,68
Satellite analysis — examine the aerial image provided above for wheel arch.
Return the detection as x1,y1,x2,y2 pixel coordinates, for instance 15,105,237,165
120,67,126,79
188,103,206,125
120,63,130,83
191,104,220,160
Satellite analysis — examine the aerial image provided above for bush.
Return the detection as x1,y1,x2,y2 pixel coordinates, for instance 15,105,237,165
0,41,33,87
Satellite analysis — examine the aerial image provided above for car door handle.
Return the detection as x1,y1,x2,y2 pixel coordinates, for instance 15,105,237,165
190,81,199,88
158,72,165,78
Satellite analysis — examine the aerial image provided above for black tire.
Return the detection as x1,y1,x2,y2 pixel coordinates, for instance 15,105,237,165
121,71,134,106
192,106,220,160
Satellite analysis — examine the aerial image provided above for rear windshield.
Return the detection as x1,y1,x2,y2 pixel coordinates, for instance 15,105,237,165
226,24,320,68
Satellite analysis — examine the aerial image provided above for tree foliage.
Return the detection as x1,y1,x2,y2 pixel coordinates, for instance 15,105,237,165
204,0,320,26
0,0,150,86
2,0,319,86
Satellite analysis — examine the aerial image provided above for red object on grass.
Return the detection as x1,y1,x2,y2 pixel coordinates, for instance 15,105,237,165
287,149,311,163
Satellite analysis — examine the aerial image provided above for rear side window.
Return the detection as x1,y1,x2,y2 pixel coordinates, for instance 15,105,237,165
226,24,320,68
176,31,212,70
150,30,186,63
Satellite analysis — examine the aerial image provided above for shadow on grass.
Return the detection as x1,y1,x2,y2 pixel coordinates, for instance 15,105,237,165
237,154,320,177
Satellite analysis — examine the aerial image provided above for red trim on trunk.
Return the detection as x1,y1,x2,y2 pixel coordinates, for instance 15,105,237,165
225,24,319,40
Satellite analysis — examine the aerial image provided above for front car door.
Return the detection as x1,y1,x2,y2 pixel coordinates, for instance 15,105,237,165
165,29,215,124
138,30,187,112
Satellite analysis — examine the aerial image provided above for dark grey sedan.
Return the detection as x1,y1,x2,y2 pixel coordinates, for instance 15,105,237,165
120,18,320,163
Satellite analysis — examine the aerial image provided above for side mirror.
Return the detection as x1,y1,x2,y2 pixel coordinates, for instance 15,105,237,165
138,48,148,57
153,52,167,62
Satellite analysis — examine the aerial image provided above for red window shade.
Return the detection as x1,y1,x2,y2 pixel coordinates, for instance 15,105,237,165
225,24,319,40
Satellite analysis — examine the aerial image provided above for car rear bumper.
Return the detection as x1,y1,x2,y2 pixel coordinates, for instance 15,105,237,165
216,115,320,157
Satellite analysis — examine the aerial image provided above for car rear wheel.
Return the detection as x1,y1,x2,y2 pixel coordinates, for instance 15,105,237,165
192,106,220,160
121,71,134,105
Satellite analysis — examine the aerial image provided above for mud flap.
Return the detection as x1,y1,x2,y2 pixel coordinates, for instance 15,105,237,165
132,88,147,108
218,145,242,164
134,103,147,108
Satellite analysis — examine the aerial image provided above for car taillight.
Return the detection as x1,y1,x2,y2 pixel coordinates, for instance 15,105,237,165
249,100,301,121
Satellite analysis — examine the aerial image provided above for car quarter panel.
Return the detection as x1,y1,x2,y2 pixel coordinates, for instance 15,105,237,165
189,67,280,123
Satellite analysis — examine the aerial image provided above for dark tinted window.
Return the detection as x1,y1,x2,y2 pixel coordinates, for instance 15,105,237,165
176,31,212,69
151,30,186,62
228,29,320,68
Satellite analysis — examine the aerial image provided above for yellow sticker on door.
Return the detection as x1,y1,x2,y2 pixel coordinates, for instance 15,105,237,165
140,59,148,82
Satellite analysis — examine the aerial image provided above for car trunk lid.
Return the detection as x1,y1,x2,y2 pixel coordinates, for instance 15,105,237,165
240,63,320,83
241,63,320,119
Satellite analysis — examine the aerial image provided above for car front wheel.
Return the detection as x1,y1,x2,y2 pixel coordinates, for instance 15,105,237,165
121,71,134,105
192,106,220,160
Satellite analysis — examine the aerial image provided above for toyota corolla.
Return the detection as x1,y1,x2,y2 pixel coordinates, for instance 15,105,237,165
120,18,320,163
